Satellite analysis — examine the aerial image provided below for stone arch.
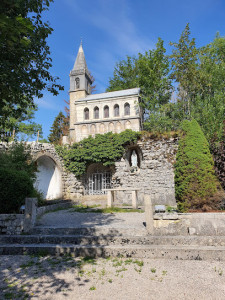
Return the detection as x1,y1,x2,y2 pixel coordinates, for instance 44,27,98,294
84,163,113,195
90,124,96,134
81,125,88,137
75,77,80,89
125,120,131,129
34,153,63,200
124,102,130,115
115,121,122,133
99,123,105,133
84,107,89,120
109,122,114,133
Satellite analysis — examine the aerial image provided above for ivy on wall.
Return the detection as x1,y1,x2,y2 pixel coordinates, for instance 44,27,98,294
56,130,140,177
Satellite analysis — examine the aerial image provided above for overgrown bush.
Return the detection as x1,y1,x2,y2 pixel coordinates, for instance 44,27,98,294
175,119,222,212
0,143,42,213
0,168,34,213
56,130,140,177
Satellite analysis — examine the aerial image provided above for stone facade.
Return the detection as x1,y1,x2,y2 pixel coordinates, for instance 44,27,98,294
111,137,178,206
73,89,142,142
69,43,142,143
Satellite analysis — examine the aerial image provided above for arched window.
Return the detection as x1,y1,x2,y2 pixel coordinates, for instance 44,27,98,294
75,77,80,89
124,103,130,115
94,106,99,119
84,107,89,120
114,104,119,117
104,105,109,118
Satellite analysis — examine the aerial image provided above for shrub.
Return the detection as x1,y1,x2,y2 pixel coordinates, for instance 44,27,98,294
0,143,43,212
175,119,222,212
0,168,34,213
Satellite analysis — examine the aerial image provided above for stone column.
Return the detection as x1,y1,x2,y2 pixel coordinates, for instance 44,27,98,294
144,194,154,234
107,191,114,208
24,198,38,233
132,190,138,209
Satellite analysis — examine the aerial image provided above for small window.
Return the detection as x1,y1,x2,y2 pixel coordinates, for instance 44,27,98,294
84,107,89,120
75,77,80,89
114,104,119,117
124,103,130,115
104,105,109,118
94,106,99,119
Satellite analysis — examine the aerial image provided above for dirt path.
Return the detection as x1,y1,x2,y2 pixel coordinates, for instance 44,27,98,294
1,255,225,299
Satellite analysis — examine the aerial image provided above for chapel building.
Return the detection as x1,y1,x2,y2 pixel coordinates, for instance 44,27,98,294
69,43,143,143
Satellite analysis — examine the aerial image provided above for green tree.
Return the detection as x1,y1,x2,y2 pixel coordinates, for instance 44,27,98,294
107,38,173,118
48,111,66,144
106,56,138,92
0,105,43,142
175,119,222,211
192,34,225,142
169,23,198,116
0,0,63,127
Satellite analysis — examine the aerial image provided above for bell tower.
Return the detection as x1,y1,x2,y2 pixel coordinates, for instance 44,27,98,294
69,42,92,141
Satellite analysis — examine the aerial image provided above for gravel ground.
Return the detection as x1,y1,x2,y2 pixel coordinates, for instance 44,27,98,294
0,255,225,300
36,209,146,229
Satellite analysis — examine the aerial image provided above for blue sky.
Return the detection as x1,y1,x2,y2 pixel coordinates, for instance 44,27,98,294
35,0,225,139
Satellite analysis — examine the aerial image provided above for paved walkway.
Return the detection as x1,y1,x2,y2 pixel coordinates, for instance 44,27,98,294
36,208,146,230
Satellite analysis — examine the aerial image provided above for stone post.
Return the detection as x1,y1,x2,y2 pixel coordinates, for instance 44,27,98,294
132,190,138,209
24,198,38,233
107,191,113,208
144,194,154,234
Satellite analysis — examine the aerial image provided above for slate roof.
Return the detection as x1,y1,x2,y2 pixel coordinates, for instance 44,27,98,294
77,88,140,102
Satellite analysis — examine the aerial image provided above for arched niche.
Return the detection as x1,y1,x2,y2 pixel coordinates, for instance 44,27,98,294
35,155,63,200
109,122,114,133
99,123,105,133
125,120,131,129
125,146,142,171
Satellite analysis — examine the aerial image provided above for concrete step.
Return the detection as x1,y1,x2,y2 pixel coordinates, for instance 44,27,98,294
1,235,225,247
31,226,148,236
1,243,225,260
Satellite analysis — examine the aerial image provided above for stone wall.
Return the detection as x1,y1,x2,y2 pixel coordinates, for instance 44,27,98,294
27,142,84,199
0,138,178,206
0,214,24,235
153,212,225,236
112,137,178,206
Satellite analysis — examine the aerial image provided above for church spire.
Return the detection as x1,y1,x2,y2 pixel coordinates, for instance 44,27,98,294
69,42,92,94
73,41,88,71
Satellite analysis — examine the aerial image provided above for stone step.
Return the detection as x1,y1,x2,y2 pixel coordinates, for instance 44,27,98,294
31,226,148,236
1,235,225,247
1,243,225,260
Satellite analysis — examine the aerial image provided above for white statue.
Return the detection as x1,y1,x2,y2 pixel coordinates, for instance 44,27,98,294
131,150,137,167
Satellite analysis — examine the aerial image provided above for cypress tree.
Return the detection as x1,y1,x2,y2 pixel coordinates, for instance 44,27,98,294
175,119,222,211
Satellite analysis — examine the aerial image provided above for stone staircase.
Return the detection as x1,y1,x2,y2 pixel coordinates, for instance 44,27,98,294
1,225,225,260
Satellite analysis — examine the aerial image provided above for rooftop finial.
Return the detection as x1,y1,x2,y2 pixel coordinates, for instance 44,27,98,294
80,37,82,46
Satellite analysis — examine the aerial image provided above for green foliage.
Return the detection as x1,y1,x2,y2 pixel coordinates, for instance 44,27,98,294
0,143,36,180
48,111,67,145
56,130,140,177
107,38,173,117
0,168,34,213
170,23,198,116
175,119,221,211
0,106,43,142
0,143,42,213
0,0,63,128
